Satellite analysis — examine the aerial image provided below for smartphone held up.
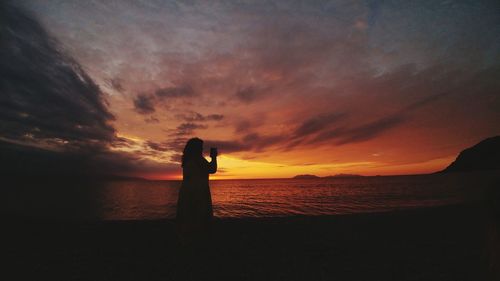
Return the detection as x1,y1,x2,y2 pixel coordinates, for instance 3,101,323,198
210,147,218,158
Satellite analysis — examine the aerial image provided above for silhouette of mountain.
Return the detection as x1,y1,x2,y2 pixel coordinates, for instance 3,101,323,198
441,136,500,173
293,174,320,179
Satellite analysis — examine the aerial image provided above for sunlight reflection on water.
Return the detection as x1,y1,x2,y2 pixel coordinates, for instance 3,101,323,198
93,172,494,220
3,172,495,220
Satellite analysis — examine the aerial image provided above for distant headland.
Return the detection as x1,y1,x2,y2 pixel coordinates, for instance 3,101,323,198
441,135,500,173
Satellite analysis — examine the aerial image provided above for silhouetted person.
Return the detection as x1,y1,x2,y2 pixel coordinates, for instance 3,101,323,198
176,138,217,242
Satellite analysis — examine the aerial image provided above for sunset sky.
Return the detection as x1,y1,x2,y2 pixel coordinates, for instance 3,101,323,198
2,0,500,179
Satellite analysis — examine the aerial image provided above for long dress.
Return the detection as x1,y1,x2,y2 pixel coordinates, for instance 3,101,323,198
176,157,215,234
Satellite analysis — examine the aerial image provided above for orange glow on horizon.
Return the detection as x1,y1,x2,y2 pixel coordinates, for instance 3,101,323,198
133,154,457,180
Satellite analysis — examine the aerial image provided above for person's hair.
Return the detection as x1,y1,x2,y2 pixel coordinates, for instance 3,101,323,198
181,138,203,167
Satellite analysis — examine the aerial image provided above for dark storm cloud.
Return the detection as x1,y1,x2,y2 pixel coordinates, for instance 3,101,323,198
0,2,181,178
0,1,115,148
133,94,156,114
0,137,179,179
90,148,179,177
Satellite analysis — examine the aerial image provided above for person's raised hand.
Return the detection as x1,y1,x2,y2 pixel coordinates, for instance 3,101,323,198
210,147,218,158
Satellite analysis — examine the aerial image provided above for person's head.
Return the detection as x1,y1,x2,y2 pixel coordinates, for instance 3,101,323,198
182,138,203,167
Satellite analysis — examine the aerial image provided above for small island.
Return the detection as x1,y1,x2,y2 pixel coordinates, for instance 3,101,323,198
292,173,363,179
293,174,320,179
324,174,364,178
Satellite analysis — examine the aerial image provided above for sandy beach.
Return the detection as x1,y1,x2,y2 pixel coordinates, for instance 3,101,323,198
4,201,499,281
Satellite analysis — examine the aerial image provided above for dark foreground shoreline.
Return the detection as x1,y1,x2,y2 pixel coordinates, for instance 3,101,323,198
4,203,499,281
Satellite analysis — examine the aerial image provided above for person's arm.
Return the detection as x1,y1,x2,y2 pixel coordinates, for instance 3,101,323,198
208,156,217,174
208,148,218,174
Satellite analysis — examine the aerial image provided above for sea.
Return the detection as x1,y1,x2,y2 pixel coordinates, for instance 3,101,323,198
2,171,498,221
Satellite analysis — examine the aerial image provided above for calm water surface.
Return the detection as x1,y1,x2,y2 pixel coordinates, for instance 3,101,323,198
3,172,497,220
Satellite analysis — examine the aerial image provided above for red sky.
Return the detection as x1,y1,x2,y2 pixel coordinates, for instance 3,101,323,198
7,1,500,179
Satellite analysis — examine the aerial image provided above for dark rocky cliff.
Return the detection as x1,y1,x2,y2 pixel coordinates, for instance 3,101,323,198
442,136,500,172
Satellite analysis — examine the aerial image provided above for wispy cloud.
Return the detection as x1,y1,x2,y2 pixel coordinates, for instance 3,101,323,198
174,122,208,136
293,113,346,139
175,112,224,122
155,84,196,99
